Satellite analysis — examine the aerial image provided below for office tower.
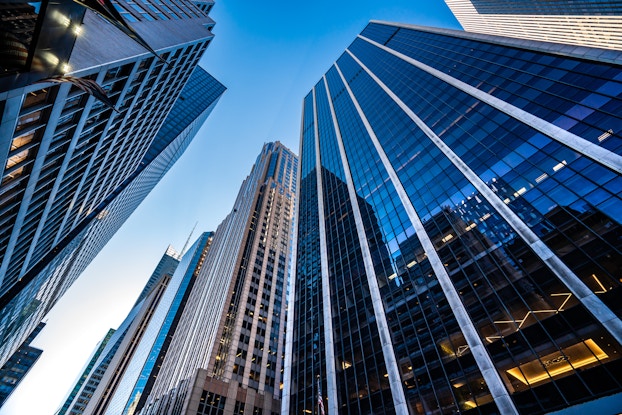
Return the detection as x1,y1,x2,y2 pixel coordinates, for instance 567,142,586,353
76,232,213,415
0,0,225,368
283,21,622,415
58,244,182,415
58,329,116,415
141,142,298,415
59,237,199,415
0,322,44,407
445,0,622,50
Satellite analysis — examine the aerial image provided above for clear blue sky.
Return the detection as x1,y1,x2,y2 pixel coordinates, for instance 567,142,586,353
1,2,460,414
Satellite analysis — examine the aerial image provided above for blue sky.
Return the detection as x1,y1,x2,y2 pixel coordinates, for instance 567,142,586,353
1,2,460,414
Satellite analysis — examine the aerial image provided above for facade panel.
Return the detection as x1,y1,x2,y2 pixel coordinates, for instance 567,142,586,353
445,0,622,50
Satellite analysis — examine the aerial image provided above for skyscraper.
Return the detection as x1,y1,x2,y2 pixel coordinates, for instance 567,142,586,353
0,322,44,407
58,244,184,415
58,329,116,415
445,0,622,50
0,0,225,367
141,142,298,415
284,21,622,415
62,233,214,415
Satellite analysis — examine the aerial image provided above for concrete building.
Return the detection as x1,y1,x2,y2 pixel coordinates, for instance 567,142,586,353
142,142,298,415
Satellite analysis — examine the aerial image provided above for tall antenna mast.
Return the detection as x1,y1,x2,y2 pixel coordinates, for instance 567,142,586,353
180,221,198,257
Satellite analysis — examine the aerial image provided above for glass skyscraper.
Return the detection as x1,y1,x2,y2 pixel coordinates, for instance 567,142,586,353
0,0,224,368
445,0,622,50
66,233,213,415
58,245,182,415
284,21,622,415
58,328,116,415
0,322,44,407
141,142,298,415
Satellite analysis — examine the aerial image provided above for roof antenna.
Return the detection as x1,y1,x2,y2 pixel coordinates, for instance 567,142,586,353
180,221,198,258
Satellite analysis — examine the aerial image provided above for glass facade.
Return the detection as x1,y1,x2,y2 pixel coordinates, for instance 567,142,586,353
0,322,44,407
285,21,622,415
0,20,224,369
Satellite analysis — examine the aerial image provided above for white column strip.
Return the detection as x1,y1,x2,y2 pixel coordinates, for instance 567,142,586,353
281,100,305,415
334,60,520,415
323,75,408,414
313,87,339,415
358,35,622,176
346,45,622,345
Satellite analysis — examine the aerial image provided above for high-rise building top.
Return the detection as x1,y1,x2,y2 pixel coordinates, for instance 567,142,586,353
135,246,181,306
142,142,298,415
0,322,44,407
284,21,622,415
0,0,224,369
445,0,622,50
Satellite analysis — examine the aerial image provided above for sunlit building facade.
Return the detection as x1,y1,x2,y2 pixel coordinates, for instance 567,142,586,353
142,142,298,415
0,0,224,367
284,21,622,415
445,0,622,50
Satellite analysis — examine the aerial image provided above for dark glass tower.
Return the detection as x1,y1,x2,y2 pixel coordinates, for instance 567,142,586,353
0,0,224,368
284,21,622,415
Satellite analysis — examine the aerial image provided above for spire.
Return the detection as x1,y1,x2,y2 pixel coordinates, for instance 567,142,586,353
180,222,198,257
